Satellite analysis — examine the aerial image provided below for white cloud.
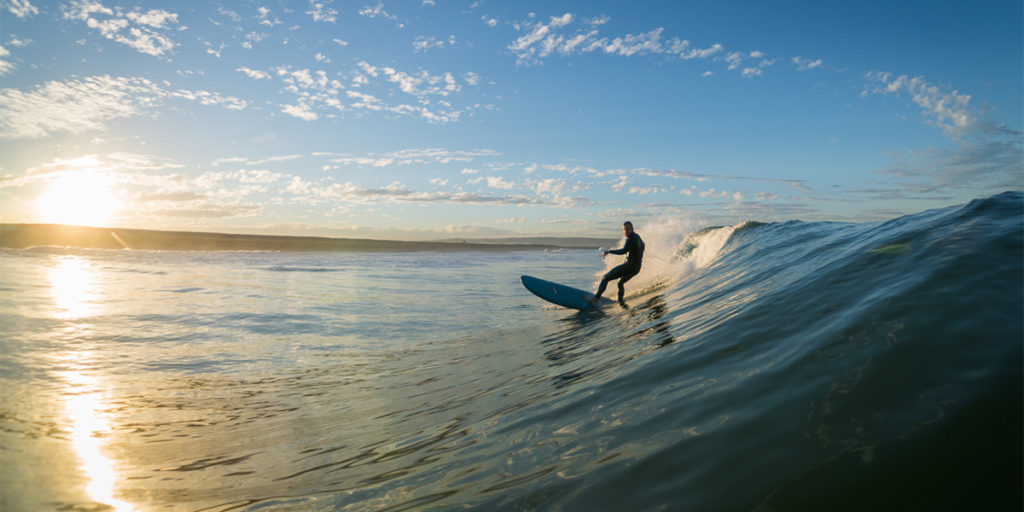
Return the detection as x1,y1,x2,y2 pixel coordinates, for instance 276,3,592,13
478,176,516,189
0,76,156,138
212,154,303,167
508,12,575,64
332,38,349,46
346,90,384,110
204,41,225,58
611,175,629,192
628,185,668,195
62,0,180,57
532,177,566,196
7,0,39,18
603,27,664,56
0,45,14,77
256,6,281,27
0,75,246,138
669,40,723,60
699,188,729,198
413,35,455,53
792,56,823,71
237,67,271,80
307,1,338,22
864,71,975,136
359,1,397,20
269,61,485,125
281,103,319,121
170,89,247,110
288,178,544,208
330,148,500,167
7,35,31,47
725,51,742,70
243,31,267,49
507,13,758,77
382,67,460,97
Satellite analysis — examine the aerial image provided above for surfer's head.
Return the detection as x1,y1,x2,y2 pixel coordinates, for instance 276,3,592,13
623,221,634,236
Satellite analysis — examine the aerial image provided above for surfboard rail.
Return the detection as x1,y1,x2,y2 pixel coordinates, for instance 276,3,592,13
520,274,614,310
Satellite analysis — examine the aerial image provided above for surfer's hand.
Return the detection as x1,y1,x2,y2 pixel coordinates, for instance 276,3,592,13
601,251,608,259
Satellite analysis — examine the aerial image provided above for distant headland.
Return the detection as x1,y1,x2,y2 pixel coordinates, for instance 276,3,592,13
0,224,615,253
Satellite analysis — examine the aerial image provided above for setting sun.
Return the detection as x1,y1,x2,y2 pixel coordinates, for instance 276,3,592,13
36,171,119,227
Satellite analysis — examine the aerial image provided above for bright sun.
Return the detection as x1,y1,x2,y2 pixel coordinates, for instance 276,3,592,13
36,172,119,227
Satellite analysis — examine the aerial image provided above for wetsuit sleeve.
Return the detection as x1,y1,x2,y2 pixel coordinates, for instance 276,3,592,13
607,242,629,255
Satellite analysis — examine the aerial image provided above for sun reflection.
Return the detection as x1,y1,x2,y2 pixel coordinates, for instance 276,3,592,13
64,370,136,512
48,257,135,510
48,256,100,319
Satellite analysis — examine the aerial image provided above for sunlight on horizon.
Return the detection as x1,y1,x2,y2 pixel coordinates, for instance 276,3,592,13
36,171,120,228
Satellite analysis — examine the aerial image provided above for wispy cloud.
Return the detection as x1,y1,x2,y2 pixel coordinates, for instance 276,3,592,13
237,67,272,80
860,71,1021,199
307,1,338,23
879,129,1023,193
604,167,814,193
359,1,397,20
62,0,180,57
0,75,246,138
6,0,39,18
413,35,456,53
287,178,548,208
863,71,974,137
269,61,487,124
792,56,823,71
327,148,501,168
508,12,769,76
0,45,14,77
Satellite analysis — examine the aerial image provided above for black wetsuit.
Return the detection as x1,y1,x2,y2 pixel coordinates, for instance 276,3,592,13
597,232,644,303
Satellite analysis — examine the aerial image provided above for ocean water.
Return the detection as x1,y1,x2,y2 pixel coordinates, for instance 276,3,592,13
1,192,1021,511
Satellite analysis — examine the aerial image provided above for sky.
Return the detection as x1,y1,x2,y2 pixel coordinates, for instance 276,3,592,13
0,0,1021,240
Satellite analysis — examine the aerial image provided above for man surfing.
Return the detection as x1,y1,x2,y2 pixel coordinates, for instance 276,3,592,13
592,221,644,307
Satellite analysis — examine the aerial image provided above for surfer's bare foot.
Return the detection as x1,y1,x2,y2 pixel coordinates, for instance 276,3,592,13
586,295,600,305
618,299,628,308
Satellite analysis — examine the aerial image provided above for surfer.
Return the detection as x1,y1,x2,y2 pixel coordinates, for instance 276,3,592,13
592,221,644,307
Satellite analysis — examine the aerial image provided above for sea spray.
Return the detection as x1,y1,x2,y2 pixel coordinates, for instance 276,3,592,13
594,218,738,299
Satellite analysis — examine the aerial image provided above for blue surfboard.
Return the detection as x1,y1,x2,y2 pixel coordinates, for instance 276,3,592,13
521,275,614,310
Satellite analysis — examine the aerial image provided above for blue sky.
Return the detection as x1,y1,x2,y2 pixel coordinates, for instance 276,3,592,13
0,0,1020,239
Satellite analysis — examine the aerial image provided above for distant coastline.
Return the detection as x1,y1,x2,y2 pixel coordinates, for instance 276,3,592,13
0,224,614,253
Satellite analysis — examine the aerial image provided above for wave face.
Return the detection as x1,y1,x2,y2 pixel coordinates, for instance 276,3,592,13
563,191,1023,511
1,192,1020,511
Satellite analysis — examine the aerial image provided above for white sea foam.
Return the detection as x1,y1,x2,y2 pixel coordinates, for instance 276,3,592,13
594,218,738,296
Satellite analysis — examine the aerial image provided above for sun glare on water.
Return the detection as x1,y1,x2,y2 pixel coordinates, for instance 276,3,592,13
36,171,120,227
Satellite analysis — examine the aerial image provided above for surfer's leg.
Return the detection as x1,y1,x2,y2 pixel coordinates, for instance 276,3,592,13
596,264,627,300
616,270,638,306
594,277,610,299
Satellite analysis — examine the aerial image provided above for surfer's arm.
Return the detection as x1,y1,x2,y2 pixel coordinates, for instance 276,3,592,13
606,237,633,256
